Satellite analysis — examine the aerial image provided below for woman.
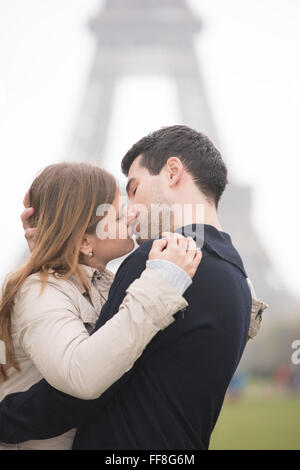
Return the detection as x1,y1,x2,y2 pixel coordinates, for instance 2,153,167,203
0,162,201,450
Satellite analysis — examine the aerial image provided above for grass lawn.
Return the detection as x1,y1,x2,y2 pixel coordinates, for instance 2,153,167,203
210,391,300,450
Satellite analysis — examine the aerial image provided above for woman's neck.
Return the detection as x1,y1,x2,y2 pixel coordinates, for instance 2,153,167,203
80,257,107,274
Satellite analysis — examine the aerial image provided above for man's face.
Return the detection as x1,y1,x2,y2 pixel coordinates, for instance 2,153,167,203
126,155,174,244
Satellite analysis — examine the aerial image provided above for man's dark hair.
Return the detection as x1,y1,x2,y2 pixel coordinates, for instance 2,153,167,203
121,125,228,208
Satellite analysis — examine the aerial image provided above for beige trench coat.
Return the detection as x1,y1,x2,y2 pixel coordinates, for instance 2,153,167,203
0,264,188,450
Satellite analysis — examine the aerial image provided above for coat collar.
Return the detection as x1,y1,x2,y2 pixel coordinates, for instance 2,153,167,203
77,264,115,295
175,223,247,278
48,264,114,295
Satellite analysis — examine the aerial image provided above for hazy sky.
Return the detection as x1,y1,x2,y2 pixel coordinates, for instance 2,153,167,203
0,0,299,299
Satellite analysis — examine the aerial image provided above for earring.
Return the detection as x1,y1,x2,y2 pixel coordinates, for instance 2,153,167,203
88,251,93,258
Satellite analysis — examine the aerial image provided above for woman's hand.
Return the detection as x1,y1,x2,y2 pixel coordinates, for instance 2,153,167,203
148,232,202,279
21,190,37,253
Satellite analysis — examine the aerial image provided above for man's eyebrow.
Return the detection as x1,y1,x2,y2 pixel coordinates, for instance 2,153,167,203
126,177,136,195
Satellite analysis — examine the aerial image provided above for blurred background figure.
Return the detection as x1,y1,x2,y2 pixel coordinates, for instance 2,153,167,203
1,0,299,450
273,365,300,396
227,372,248,402
273,365,293,391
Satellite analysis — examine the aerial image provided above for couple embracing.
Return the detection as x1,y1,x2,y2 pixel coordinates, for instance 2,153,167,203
0,125,266,450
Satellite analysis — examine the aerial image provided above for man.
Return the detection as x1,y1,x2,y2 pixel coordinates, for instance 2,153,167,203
0,125,252,450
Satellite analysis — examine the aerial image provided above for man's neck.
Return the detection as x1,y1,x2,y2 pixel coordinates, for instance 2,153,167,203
172,201,223,233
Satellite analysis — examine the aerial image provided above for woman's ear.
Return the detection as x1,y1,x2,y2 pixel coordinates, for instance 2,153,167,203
79,235,93,257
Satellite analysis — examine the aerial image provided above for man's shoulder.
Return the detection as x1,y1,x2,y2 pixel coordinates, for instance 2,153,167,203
196,246,247,287
190,247,251,314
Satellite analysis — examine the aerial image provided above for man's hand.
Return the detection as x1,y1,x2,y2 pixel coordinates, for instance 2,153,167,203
148,232,202,279
21,190,36,252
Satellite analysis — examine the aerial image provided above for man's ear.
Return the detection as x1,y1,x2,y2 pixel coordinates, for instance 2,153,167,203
79,235,93,257
166,157,183,186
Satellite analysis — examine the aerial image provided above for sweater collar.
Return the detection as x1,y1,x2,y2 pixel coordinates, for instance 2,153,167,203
175,223,247,278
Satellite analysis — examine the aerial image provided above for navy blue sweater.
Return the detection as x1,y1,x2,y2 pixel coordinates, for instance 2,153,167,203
0,224,251,450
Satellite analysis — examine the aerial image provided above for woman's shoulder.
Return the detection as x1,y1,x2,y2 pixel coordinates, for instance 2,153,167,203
17,271,78,296
11,272,87,337
14,271,82,318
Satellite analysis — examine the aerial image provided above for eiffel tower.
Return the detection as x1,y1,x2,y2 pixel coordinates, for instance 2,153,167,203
69,0,296,314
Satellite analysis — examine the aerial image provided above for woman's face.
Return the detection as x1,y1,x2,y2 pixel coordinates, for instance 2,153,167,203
85,189,136,265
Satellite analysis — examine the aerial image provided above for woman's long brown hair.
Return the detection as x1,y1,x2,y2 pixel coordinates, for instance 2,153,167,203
0,162,116,382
